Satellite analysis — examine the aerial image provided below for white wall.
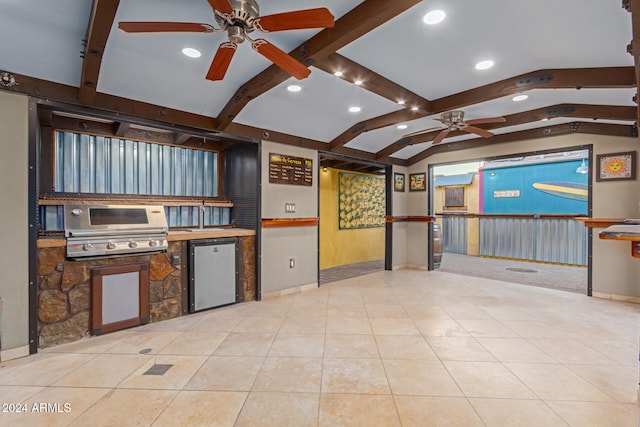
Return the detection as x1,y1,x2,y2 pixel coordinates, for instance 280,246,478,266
391,165,409,267
400,133,640,298
260,141,318,295
0,91,29,359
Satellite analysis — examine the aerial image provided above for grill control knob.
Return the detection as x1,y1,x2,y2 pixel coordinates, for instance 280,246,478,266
149,240,158,247
128,241,138,249
106,242,116,250
82,243,94,251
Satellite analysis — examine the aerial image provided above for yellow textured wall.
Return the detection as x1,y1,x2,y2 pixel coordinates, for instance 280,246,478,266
319,168,385,269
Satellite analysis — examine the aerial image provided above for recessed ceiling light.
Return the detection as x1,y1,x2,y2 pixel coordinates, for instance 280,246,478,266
397,124,408,130
354,80,363,86
541,117,549,121
411,106,419,111
182,47,201,58
287,85,301,92
397,100,406,105
475,60,494,70
512,94,528,102
423,10,446,25
334,71,343,77
349,106,361,113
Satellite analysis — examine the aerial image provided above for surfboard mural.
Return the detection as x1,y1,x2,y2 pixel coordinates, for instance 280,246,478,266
532,182,588,202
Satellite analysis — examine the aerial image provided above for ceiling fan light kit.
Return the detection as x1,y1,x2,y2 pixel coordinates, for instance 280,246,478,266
118,0,335,81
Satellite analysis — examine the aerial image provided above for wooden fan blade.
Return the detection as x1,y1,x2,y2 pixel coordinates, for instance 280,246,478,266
433,129,450,145
207,0,233,14
206,42,237,81
118,22,214,33
252,39,310,80
462,125,494,138
464,116,506,125
403,127,443,138
254,8,335,32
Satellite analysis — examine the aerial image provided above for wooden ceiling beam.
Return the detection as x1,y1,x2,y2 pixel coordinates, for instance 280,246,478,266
376,104,638,160
79,0,120,105
408,122,635,164
214,0,422,130
328,66,636,151
173,132,191,145
113,121,130,137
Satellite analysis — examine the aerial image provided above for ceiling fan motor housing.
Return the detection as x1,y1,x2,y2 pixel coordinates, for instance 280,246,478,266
216,0,260,37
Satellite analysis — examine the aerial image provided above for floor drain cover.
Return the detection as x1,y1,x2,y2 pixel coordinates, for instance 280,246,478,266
144,364,173,376
505,267,539,273
139,348,152,354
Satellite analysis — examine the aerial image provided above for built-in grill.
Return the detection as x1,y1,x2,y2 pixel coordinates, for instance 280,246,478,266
64,204,168,259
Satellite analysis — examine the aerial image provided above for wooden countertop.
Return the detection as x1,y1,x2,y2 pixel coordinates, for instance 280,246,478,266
599,224,640,242
37,228,256,248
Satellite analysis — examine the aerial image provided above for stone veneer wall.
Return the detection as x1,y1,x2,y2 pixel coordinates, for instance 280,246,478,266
237,235,256,302
37,241,186,348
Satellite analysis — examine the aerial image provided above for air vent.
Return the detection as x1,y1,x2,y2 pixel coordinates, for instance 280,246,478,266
398,137,413,146
144,364,173,376
546,106,575,116
505,267,538,273
351,123,366,133
516,74,553,87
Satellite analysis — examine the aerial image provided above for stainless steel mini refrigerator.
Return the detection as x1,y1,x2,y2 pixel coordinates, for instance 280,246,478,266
188,237,238,312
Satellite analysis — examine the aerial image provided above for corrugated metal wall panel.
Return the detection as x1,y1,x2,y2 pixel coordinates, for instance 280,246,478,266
480,217,587,265
442,216,467,254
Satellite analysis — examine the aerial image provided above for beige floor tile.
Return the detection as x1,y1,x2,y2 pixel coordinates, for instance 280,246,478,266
503,320,574,339
322,358,390,394
253,357,322,392
547,401,637,427
402,305,452,319
53,354,153,388
469,398,568,427
365,304,408,318
394,395,484,427
0,353,96,386
279,316,326,334
68,389,176,426
104,331,181,354
566,364,638,403
0,385,44,404
319,393,401,427
118,355,207,389
232,316,283,333
234,392,319,427
369,318,420,335
443,361,536,398
413,319,470,337
152,390,247,427
159,332,228,355
325,317,372,334
327,302,368,318
426,336,497,361
214,333,275,357
476,337,557,363
268,334,325,357
189,315,242,332
41,330,136,354
0,387,109,427
375,335,438,360
505,363,614,401
324,334,379,358
480,306,537,321
528,338,615,364
184,356,264,391
441,305,494,320
456,319,520,338
383,359,462,396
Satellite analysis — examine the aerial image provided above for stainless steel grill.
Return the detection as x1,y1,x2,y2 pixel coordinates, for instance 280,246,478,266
64,204,168,258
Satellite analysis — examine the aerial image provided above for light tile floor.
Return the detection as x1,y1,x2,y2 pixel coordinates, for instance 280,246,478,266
0,269,638,426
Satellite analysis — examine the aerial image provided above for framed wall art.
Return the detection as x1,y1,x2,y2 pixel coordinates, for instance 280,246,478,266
596,151,636,182
394,173,405,192
409,173,426,191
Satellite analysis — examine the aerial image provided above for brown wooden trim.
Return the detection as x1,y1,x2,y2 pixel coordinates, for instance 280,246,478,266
79,0,120,105
624,0,640,125
215,0,422,130
261,218,319,228
38,194,232,206
633,241,640,258
385,216,434,223
575,217,626,228
599,233,640,242
91,263,149,335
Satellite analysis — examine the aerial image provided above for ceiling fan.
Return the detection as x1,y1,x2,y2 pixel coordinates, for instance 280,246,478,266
118,0,335,81
405,111,506,145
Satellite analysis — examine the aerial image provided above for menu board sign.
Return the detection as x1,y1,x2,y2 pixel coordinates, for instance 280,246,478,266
269,153,313,186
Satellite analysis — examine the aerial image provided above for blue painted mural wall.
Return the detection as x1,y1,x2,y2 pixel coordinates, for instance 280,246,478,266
481,160,588,214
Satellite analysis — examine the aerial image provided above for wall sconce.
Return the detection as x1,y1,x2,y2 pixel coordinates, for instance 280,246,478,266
322,166,328,172
575,159,588,174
